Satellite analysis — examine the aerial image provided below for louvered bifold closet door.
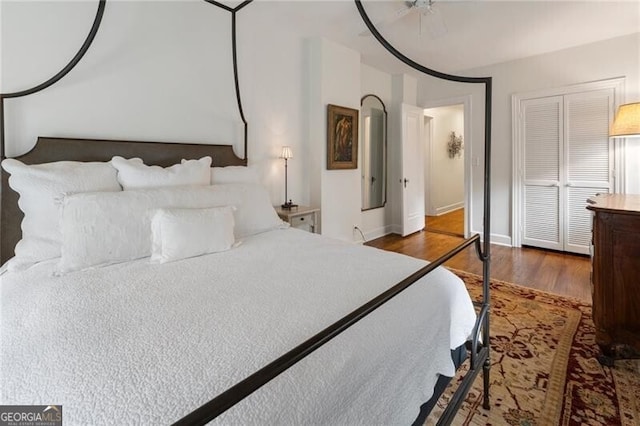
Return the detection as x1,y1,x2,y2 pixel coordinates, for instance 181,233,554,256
522,96,563,250
564,89,614,254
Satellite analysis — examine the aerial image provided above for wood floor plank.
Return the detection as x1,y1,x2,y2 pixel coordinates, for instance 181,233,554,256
426,209,464,236
366,231,592,303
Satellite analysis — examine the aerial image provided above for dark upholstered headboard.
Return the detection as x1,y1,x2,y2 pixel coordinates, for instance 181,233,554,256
0,136,247,265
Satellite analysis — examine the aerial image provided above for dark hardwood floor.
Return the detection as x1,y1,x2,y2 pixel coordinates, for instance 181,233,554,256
366,229,592,303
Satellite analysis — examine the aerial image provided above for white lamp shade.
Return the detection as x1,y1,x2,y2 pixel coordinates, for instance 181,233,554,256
610,102,640,138
280,146,293,159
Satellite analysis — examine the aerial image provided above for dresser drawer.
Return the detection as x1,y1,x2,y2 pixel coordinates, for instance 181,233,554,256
290,213,315,229
275,205,320,234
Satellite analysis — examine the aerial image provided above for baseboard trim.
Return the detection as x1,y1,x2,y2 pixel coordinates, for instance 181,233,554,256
433,202,464,216
369,226,512,247
363,225,393,242
472,230,512,247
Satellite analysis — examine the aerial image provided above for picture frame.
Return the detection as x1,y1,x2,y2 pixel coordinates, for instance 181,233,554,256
327,104,359,170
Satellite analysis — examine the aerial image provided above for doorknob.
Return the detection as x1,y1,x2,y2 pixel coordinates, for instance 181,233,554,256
403,178,409,188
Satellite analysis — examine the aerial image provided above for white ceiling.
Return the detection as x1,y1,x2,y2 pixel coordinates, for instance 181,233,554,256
241,0,639,75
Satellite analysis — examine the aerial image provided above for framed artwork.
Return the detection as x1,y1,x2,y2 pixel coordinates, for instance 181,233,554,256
327,104,359,170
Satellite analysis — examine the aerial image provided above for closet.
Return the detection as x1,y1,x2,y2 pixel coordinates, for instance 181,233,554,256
513,81,621,255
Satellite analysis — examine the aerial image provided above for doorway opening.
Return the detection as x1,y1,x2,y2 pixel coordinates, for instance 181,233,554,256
423,103,466,237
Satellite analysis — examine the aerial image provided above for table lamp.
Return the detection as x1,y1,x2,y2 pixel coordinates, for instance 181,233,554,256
280,146,297,209
610,102,640,138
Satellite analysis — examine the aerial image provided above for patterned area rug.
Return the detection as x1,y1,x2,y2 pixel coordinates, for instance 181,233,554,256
427,270,640,426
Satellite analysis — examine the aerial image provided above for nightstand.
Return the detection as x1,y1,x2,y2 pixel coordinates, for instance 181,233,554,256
275,205,320,234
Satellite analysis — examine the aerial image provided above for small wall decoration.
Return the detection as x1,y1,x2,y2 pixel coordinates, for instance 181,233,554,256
447,131,464,159
327,104,359,170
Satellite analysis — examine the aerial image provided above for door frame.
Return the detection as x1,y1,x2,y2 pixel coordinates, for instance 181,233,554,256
511,77,625,248
423,116,434,216
422,95,472,238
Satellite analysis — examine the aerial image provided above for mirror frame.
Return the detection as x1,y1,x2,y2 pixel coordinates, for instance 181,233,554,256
360,93,387,211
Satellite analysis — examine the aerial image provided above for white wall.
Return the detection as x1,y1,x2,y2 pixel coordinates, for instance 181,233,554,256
307,38,361,242
423,105,464,215
1,0,309,207
418,32,640,245
1,2,393,244
2,1,235,152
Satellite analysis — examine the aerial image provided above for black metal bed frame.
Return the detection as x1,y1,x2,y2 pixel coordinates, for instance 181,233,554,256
0,1,492,424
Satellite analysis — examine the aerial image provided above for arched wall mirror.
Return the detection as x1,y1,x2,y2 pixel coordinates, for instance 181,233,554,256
360,94,387,211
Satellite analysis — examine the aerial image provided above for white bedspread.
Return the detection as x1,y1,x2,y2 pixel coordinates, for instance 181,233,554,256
0,228,476,425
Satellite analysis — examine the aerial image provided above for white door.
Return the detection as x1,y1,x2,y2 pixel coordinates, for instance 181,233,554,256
563,90,614,254
519,89,614,254
521,96,564,251
401,103,425,236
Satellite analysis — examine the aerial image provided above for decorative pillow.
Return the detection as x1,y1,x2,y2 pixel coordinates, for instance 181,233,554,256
210,165,259,184
150,206,236,264
211,183,289,238
56,184,285,273
0,158,121,271
111,156,212,190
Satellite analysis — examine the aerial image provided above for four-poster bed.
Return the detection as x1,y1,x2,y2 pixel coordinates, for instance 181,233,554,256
0,1,492,424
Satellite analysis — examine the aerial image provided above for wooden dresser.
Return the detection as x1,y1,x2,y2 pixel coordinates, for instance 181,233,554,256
587,194,640,363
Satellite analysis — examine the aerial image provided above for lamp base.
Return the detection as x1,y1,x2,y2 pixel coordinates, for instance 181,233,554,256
281,200,298,210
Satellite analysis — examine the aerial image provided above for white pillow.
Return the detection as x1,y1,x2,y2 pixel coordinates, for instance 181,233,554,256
1,158,121,271
57,184,285,273
111,156,212,190
210,165,259,184
211,183,289,238
150,206,236,264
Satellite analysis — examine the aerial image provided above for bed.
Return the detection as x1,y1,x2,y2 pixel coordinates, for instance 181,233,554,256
0,137,487,425
0,0,493,423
